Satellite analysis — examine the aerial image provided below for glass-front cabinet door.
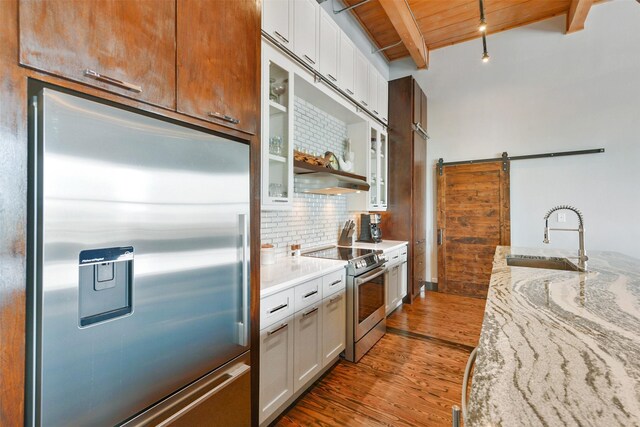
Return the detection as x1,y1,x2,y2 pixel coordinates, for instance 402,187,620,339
378,131,388,209
262,44,294,210
368,124,387,211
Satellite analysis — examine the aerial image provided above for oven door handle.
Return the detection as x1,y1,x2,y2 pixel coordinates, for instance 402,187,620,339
354,266,387,285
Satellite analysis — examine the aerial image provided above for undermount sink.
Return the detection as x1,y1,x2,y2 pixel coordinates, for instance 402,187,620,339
506,254,585,272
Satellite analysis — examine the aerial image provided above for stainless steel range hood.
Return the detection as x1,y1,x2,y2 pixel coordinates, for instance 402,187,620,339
296,172,370,195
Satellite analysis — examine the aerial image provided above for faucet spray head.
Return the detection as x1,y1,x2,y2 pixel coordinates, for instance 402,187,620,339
543,219,550,244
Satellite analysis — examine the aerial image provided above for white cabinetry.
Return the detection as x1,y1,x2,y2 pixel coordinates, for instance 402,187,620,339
319,8,339,84
384,245,408,316
323,291,346,365
368,65,379,117
378,74,388,124
262,45,294,211
262,0,293,49
293,0,319,70
293,303,323,391
259,316,294,424
354,49,369,108
259,268,346,425
338,31,355,97
347,122,388,211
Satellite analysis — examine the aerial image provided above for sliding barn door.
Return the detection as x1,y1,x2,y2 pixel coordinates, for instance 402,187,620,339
437,161,510,298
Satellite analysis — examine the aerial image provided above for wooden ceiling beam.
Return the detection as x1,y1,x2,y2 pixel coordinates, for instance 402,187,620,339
566,0,593,34
378,0,428,68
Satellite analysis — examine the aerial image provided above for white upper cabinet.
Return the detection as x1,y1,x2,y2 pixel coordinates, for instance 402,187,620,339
354,49,369,108
294,0,319,70
319,8,339,84
368,65,379,116
338,31,355,97
263,0,293,49
378,72,388,124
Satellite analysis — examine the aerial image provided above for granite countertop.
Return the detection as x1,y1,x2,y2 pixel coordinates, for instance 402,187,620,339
348,239,408,252
260,256,347,298
468,246,640,426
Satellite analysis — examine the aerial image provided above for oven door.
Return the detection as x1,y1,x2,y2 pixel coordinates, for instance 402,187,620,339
354,266,386,341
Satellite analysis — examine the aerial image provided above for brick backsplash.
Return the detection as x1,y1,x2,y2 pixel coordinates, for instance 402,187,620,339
261,97,360,258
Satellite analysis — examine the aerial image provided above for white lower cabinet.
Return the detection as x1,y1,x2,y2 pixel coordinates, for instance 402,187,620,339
293,303,323,391
260,269,346,425
385,264,400,314
322,291,346,366
385,245,409,316
259,315,294,424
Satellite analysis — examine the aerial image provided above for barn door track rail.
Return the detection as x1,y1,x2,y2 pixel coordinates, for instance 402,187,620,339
437,148,605,176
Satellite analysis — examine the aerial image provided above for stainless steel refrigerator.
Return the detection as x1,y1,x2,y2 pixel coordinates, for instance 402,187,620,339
27,86,251,426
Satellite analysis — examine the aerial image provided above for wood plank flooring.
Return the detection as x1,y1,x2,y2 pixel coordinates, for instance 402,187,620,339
274,291,486,427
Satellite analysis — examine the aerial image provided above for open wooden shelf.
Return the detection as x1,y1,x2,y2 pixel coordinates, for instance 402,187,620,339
293,160,367,181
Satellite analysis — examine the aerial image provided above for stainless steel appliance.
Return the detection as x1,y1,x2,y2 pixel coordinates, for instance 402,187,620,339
358,213,382,243
303,246,386,362
26,86,251,426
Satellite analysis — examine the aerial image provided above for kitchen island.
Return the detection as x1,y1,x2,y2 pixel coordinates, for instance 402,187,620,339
468,246,640,426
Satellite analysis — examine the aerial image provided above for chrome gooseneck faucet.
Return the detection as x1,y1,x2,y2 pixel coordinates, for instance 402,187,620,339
543,205,588,270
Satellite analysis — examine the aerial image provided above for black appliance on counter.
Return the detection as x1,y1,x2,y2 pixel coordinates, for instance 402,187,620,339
358,213,382,243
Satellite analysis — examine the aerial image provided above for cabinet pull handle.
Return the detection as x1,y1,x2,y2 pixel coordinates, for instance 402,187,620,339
274,31,289,44
346,89,354,95
302,307,319,317
327,74,337,82
272,199,288,203
83,69,142,93
330,279,341,287
329,294,342,304
267,323,288,336
393,256,399,260
361,100,368,106
304,289,318,299
437,230,443,245
373,110,379,115
268,303,288,314
208,111,240,125
303,54,316,65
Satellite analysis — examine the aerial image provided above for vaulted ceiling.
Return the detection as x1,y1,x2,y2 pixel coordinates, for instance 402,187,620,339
339,0,598,68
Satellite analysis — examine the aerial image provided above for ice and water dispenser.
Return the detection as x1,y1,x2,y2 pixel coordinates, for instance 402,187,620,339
78,246,134,327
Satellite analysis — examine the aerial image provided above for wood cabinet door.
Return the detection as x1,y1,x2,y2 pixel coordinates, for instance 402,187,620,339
293,0,319,69
19,0,176,109
177,0,260,135
319,8,339,84
259,316,294,424
338,32,355,96
412,135,427,297
263,0,293,49
412,79,422,125
293,303,323,392
420,91,428,132
322,291,345,366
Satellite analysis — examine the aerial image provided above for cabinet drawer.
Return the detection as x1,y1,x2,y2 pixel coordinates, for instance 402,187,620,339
261,288,295,330
399,246,408,263
386,249,401,266
322,269,346,297
294,278,322,313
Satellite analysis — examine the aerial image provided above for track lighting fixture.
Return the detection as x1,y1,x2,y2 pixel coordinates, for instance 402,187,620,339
479,0,490,62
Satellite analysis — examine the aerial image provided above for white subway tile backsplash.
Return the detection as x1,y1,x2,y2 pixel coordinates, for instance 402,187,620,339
261,97,359,258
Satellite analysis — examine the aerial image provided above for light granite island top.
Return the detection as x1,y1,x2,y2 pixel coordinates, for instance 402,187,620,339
467,246,640,427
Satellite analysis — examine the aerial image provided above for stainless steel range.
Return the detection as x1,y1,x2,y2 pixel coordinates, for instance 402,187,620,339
303,246,387,362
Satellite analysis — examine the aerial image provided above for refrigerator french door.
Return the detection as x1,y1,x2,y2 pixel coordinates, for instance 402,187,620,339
27,86,251,426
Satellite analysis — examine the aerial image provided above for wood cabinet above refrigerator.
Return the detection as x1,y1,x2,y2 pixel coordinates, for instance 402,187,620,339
18,0,176,109
177,0,260,135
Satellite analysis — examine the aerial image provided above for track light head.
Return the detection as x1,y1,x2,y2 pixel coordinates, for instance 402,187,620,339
482,52,490,63
478,18,487,32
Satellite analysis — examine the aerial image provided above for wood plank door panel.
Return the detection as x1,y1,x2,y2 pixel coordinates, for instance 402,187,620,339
19,0,176,109
412,134,427,297
177,0,260,135
437,162,510,298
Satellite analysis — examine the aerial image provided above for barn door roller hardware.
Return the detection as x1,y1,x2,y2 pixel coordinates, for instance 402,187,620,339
437,148,605,176
332,0,372,15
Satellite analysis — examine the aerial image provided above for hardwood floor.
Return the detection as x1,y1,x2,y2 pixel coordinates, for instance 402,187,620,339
274,291,486,427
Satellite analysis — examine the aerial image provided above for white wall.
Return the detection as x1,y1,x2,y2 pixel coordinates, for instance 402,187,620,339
320,0,390,79
389,0,640,281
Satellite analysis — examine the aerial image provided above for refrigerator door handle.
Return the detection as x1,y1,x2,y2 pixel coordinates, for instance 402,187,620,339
238,213,250,347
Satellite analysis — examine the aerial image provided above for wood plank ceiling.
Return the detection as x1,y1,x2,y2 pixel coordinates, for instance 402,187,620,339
341,0,594,63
